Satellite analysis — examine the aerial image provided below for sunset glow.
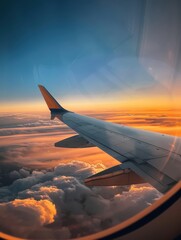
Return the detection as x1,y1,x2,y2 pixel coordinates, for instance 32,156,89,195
1,93,181,113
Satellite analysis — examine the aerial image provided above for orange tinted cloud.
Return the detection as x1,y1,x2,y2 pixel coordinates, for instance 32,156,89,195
0,160,161,239
0,198,57,238
0,110,181,171
90,110,181,136
12,198,56,225
0,130,117,169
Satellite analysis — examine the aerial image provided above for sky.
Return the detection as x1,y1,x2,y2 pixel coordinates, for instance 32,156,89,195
0,0,181,239
0,0,181,112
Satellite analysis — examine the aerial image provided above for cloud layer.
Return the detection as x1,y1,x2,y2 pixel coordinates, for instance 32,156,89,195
0,161,161,239
1,112,175,239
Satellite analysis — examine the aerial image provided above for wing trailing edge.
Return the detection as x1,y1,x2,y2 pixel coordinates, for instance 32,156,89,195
85,164,145,187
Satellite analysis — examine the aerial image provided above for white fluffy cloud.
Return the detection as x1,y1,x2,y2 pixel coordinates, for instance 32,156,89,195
0,161,161,239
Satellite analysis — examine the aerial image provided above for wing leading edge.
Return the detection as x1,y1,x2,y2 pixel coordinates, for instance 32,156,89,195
38,85,181,193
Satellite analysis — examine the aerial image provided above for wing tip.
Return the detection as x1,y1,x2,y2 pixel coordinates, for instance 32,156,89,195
38,84,69,114
38,84,44,89
38,84,61,109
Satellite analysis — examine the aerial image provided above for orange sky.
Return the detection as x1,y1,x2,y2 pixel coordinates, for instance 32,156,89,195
1,91,181,113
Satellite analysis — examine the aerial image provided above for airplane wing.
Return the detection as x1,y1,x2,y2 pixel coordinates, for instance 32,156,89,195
38,85,181,193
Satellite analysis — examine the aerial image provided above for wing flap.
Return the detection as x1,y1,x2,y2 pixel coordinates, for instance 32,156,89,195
84,164,145,187
55,134,94,148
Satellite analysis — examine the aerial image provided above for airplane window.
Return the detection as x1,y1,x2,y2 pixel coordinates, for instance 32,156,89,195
0,0,180,239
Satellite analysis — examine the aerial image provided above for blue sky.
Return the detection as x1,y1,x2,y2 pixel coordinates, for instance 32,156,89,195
0,0,181,105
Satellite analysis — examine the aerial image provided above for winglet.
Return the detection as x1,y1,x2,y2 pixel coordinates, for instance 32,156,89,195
38,85,68,113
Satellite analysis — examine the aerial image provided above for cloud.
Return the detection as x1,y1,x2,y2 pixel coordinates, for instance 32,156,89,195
0,125,71,136
9,170,22,180
0,114,60,129
0,123,113,171
0,161,161,239
0,113,73,137
0,161,104,202
0,198,57,238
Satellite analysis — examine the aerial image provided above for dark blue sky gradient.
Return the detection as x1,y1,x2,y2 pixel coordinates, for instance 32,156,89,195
0,0,181,103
